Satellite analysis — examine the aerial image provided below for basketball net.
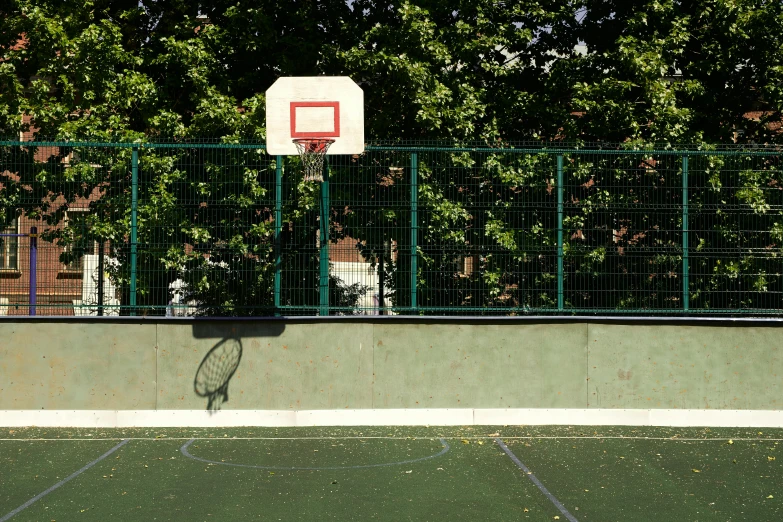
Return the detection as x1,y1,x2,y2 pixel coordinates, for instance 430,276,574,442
293,138,335,182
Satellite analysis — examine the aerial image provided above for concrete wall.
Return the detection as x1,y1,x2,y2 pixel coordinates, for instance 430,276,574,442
1,320,781,411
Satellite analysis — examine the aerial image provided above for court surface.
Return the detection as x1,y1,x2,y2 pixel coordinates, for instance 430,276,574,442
2,425,783,521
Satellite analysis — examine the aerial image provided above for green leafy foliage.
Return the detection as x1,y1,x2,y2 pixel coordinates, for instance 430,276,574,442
2,1,783,314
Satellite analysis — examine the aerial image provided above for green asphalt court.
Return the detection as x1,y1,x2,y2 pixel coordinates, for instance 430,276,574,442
2,425,783,521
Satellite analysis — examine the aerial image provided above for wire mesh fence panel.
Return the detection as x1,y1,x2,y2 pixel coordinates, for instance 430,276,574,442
1,140,783,317
414,149,559,315
563,152,684,313
0,142,131,316
688,152,783,312
277,154,324,316
139,145,277,317
328,150,412,315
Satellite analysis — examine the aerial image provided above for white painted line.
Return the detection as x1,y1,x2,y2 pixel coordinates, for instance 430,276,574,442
495,438,579,522
2,409,783,428
179,437,450,470
294,409,475,426
0,439,129,522
1,435,782,442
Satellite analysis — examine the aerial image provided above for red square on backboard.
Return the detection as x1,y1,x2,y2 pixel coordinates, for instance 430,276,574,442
290,102,341,138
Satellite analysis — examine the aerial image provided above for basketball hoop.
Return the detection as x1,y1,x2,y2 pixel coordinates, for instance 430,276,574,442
293,138,335,182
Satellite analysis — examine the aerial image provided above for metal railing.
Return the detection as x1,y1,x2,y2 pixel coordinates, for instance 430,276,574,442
0,139,782,317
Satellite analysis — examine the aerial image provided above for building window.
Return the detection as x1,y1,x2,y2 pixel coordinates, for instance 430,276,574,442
0,218,19,270
62,210,92,271
459,254,479,277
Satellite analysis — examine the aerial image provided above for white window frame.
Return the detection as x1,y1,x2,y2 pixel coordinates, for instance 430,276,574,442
0,217,20,271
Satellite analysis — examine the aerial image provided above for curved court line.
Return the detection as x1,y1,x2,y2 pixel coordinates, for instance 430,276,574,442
180,437,449,470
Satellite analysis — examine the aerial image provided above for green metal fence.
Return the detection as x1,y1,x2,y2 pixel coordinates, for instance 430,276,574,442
0,140,782,317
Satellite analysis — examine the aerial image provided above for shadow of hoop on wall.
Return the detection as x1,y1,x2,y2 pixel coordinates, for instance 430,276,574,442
194,337,243,411
191,322,286,412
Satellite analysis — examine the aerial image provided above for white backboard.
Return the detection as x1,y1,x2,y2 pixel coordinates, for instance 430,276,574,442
265,76,364,155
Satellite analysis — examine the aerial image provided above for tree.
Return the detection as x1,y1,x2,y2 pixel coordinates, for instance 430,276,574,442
2,0,783,315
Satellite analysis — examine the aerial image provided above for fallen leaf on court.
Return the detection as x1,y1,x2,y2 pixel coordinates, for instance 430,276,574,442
523,508,529,512
692,469,701,473
477,441,485,445
584,489,589,492
733,459,738,464
527,471,532,475
461,439,470,444
143,465,148,468
554,516,560,520
728,440,734,445
405,470,413,474
269,472,275,475
437,467,444,471
619,456,625,459
770,456,776,461
768,495,774,499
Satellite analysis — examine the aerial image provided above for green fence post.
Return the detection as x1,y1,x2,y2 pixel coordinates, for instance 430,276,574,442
682,155,690,312
410,152,418,313
319,160,330,316
130,145,139,316
275,155,283,316
557,154,564,312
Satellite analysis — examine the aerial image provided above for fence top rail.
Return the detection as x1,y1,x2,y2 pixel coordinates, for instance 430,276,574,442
2,140,783,156
0,140,266,150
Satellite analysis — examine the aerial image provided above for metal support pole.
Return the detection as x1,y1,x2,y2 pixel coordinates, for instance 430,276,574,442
274,155,283,316
682,155,690,312
319,159,330,316
557,155,564,312
97,240,105,316
29,226,37,316
378,247,385,315
130,146,139,315
410,152,418,313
